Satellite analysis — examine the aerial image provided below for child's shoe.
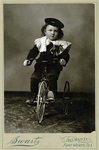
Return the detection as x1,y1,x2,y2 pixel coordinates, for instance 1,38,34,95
26,99,37,106
47,91,55,103
26,94,37,106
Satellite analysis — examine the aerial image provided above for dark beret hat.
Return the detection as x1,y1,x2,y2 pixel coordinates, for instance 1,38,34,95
45,18,64,29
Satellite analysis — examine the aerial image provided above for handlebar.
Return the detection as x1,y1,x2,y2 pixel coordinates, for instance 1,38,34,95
34,58,59,63
24,57,66,67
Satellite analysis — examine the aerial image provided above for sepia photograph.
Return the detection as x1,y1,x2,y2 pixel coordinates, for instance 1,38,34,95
0,1,98,150
4,3,95,133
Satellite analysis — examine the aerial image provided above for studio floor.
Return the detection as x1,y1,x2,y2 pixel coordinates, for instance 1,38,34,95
4,92,95,133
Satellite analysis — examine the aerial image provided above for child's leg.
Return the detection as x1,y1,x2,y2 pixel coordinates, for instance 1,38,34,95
48,68,60,96
48,75,58,93
30,70,42,98
26,70,42,105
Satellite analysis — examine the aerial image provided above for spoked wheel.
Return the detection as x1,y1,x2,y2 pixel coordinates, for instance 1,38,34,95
36,81,48,124
63,81,70,116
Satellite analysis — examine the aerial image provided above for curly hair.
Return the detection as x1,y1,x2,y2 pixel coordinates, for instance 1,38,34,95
41,24,64,40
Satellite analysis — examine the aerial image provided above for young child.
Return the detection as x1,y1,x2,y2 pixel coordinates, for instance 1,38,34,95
23,18,72,105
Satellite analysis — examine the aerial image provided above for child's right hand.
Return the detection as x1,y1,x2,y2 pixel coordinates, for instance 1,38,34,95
23,59,31,66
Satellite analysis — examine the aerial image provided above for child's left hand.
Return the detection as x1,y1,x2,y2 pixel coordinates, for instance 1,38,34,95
59,59,66,66
23,59,31,66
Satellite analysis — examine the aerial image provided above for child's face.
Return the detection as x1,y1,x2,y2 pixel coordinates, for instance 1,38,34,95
44,25,59,41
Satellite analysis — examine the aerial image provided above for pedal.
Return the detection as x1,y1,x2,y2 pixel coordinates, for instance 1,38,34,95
47,98,55,103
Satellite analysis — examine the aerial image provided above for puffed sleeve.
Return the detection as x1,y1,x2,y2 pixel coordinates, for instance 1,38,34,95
26,45,39,61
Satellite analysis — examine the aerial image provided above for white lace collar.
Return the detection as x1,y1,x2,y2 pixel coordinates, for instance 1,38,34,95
34,36,71,54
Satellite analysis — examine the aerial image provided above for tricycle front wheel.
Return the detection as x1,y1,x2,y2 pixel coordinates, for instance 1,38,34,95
36,81,48,124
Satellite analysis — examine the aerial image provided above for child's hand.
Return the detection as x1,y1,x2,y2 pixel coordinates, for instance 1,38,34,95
59,59,66,66
23,59,31,66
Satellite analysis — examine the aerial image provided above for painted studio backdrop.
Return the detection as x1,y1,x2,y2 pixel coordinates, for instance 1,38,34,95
4,4,95,93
